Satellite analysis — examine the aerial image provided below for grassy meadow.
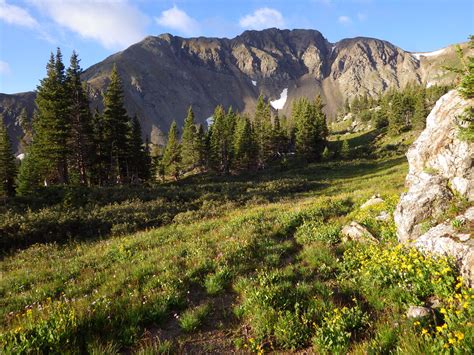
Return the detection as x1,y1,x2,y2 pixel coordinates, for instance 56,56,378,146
1,156,473,353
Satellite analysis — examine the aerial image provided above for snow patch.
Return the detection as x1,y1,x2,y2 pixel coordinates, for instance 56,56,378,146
251,80,257,86
270,88,288,110
206,116,214,127
16,153,25,160
412,47,447,60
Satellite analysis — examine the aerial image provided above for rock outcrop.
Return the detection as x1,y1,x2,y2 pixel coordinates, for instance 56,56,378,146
394,89,474,286
414,208,474,286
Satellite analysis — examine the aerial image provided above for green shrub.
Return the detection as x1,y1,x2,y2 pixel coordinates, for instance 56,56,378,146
313,305,368,353
179,304,210,333
204,268,231,295
274,305,312,349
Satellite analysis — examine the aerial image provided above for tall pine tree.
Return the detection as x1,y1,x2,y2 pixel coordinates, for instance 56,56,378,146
128,115,150,182
210,106,234,174
233,116,257,171
32,48,71,185
294,95,327,159
180,106,198,171
162,121,181,180
0,119,17,197
195,124,208,171
102,65,131,184
66,51,95,185
17,108,32,152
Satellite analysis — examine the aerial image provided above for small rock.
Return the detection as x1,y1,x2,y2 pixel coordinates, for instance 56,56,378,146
375,211,390,222
341,221,378,243
361,195,384,209
406,306,432,319
457,234,471,242
426,296,442,309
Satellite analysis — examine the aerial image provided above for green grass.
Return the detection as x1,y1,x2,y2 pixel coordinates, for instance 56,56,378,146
1,156,472,353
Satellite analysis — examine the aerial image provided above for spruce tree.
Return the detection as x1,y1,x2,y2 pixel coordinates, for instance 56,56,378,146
17,108,32,152
16,151,40,196
253,95,273,167
162,121,181,180
340,140,351,160
90,108,107,185
294,95,327,159
128,115,150,182
180,106,198,171
233,116,257,171
0,119,17,197
209,106,234,173
457,36,474,141
33,48,71,184
102,65,131,184
66,51,95,185
195,124,208,171
412,88,428,130
271,115,288,155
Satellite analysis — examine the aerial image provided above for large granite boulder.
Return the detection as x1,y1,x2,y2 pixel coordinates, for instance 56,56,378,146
394,89,474,286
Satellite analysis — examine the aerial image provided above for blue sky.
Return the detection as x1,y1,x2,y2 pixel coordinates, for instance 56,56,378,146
0,0,473,94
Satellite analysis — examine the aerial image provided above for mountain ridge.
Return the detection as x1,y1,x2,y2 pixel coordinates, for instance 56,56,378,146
0,28,468,152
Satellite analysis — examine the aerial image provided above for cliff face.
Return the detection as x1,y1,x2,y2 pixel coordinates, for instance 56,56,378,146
394,90,474,286
0,28,469,151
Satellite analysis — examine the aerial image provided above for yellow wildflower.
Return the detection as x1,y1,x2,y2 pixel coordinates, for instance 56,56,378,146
422,328,428,335
454,332,464,341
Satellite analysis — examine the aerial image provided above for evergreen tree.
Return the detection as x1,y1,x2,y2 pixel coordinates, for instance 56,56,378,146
16,151,41,195
233,116,257,170
65,51,95,185
128,115,150,182
340,140,351,160
90,108,107,185
195,124,208,171
455,36,474,142
162,121,181,180
294,96,327,159
102,65,131,184
253,95,274,167
210,106,234,173
0,119,17,197
271,115,288,155
180,106,198,171
32,48,71,185
412,88,428,129
388,93,407,135
17,108,32,152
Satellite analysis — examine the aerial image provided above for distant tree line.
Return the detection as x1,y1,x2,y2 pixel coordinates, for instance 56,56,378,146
344,83,450,134
156,94,328,180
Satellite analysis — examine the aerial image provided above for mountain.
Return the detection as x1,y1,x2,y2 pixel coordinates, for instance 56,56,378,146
0,28,469,152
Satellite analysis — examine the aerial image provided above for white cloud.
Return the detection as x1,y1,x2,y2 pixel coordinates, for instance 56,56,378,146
0,0,38,28
155,5,200,36
31,0,149,49
239,7,285,30
0,60,11,75
338,15,352,25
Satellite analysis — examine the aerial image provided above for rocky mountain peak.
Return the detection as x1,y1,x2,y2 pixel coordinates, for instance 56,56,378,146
1,29,469,151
